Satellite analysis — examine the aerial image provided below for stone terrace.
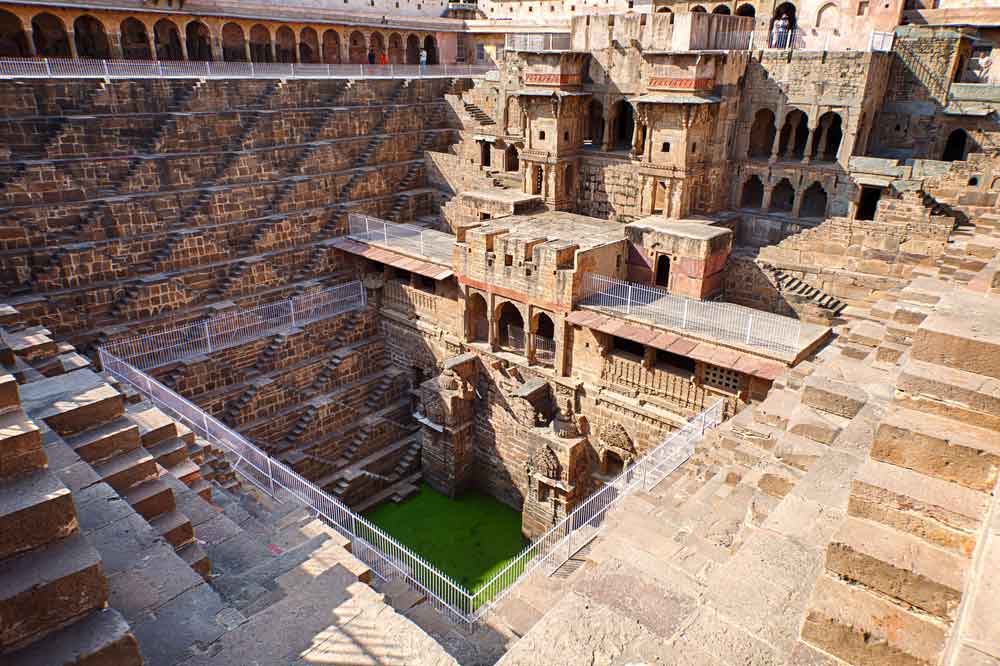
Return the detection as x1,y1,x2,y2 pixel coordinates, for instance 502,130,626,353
0,303,458,666
432,179,1000,666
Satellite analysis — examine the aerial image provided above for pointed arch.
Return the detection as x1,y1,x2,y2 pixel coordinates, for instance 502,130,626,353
299,27,319,63
249,24,272,63
221,23,246,62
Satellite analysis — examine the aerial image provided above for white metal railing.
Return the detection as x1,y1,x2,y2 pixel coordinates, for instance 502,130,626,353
347,213,456,265
751,26,893,52
869,30,895,52
504,33,572,52
98,346,474,622
99,323,723,622
101,281,366,371
0,58,495,80
578,273,802,357
504,325,526,354
532,334,555,366
467,399,724,618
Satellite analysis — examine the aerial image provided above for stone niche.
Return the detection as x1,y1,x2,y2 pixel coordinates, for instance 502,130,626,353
520,53,590,89
521,404,590,540
626,218,733,299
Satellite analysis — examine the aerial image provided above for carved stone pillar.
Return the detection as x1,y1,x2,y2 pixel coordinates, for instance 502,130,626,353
783,116,800,159
801,124,816,164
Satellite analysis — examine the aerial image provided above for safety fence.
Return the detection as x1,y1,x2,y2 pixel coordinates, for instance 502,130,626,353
751,26,895,52
467,399,724,617
533,334,556,366
505,33,573,52
347,213,456,265
101,281,366,371
0,57,495,80
578,272,802,357
98,286,723,624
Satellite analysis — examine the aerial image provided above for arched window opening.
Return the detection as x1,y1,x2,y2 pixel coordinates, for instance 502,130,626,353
480,140,492,168
532,312,556,366
0,10,30,57
748,108,776,158
497,302,526,353
370,32,386,61
424,35,439,64
740,176,764,209
185,21,212,61
221,23,246,62
299,27,319,63
816,2,838,28
654,255,671,288
778,109,809,159
769,2,797,48
604,450,625,477
656,6,674,13
349,30,366,64
942,129,969,162
467,293,489,342
736,3,756,17
33,13,71,58
389,33,404,63
249,24,272,63
800,182,827,218
74,15,110,59
691,5,708,11
812,111,843,162
120,18,151,60
771,178,795,212
713,5,732,14
322,30,341,64
406,34,420,64
275,26,296,63
505,145,519,172
154,19,183,61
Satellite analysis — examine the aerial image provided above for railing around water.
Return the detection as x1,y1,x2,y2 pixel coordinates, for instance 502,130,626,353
0,57,495,80
347,213,456,265
468,398,724,618
100,317,723,623
578,272,802,358
101,281,366,372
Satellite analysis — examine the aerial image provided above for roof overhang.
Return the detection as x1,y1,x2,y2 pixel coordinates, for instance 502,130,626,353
331,238,453,280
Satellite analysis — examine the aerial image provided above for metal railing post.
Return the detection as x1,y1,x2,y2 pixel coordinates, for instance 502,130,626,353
745,313,753,344
682,299,689,329
626,284,632,315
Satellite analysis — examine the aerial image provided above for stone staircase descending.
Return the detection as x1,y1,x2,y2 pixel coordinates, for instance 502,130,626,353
0,373,144,666
463,101,496,126
761,264,847,322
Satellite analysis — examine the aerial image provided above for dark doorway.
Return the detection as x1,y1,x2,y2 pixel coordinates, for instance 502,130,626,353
74,15,110,59
942,129,968,162
587,100,604,147
654,255,671,288
736,3,756,16
856,186,882,220
33,13,71,58
221,22,246,61
741,176,764,209
424,35,438,64
249,25,272,63
800,182,827,218
605,451,625,477
749,108,776,158
406,34,420,64
505,145,519,172
120,18,151,60
154,19,183,61
614,101,634,151
771,178,795,212
185,21,212,61
480,141,491,168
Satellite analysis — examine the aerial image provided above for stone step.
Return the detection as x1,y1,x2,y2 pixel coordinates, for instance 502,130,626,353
802,574,947,666
92,447,157,494
801,375,868,418
166,458,202,486
177,540,210,579
124,403,179,448
144,436,189,470
122,477,176,520
0,407,44,481
826,516,968,622
896,357,1000,432
872,405,1000,492
150,509,195,550
0,470,77,561
911,290,1000,380
0,607,142,666
850,458,988,558
0,533,106,652
63,417,140,464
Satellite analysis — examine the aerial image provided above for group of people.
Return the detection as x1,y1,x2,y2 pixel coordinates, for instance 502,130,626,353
769,15,792,49
367,47,428,66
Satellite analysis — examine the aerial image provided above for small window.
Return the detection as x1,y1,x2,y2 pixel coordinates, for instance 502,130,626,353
969,176,980,186
539,130,546,140
564,131,569,141
612,336,645,358
655,349,695,374
505,254,514,266
703,363,743,392
661,142,670,153
692,142,697,153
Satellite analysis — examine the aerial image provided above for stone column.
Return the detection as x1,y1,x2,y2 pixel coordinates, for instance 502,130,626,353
630,121,641,158
67,32,79,59
244,38,252,62
645,127,655,162
769,118,783,162
761,182,773,212
602,111,614,152
801,123,816,164
210,29,222,62
24,29,37,56
814,117,831,162
791,186,804,217
179,32,189,60
783,115,800,159
147,27,158,61
108,30,123,59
